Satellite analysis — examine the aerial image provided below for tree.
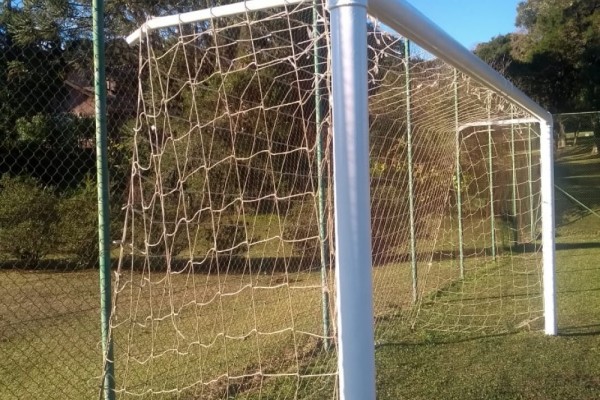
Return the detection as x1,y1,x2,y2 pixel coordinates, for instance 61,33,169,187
476,0,600,113
474,34,515,74
0,175,60,263
475,0,600,152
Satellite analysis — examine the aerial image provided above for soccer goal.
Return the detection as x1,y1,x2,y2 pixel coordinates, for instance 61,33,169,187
109,0,556,398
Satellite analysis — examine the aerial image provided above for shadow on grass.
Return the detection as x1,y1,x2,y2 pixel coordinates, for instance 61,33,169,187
559,324,600,337
0,241,543,274
0,258,88,272
375,332,514,348
510,241,600,254
375,243,539,266
556,242,600,250
422,290,539,306
2,240,598,278
0,255,322,274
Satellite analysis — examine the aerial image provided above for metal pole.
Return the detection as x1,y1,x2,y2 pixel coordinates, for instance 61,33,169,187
487,99,496,260
453,69,464,278
126,0,306,45
328,0,375,398
555,184,600,219
405,38,418,303
93,0,115,397
510,106,518,245
527,124,535,241
367,0,550,122
313,0,331,351
540,120,557,335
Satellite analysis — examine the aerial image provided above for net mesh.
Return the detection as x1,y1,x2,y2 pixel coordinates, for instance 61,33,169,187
367,33,543,341
112,2,544,397
113,3,337,398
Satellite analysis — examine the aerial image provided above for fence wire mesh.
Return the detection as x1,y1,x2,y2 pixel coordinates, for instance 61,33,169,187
550,111,600,340
0,1,137,397
0,1,583,399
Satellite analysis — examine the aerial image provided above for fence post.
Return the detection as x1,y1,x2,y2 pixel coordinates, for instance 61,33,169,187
453,69,464,278
313,0,331,351
540,120,557,335
487,96,496,260
405,38,418,303
93,0,115,397
510,105,518,245
328,0,376,398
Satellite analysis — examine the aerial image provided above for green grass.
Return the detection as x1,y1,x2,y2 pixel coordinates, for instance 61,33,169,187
375,232,600,399
0,268,336,399
0,271,102,399
375,139,600,399
2,140,600,399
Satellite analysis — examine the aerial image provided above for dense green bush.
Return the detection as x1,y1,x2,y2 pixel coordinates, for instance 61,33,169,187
57,179,99,267
283,203,322,257
371,190,408,265
206,221,250,258
0,175,60,263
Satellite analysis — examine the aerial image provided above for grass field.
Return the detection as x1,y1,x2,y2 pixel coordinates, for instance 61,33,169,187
1,140,600,399
375,140,600,399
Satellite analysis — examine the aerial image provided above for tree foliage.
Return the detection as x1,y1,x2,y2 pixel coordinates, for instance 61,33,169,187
0,175,60,263
475,0,600,113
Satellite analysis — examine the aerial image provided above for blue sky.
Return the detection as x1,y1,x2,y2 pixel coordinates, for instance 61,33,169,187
405,0,522,49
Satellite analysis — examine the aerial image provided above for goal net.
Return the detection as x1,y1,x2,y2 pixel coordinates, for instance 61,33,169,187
367,34,544,341
114,2,337,398
112,0,546,397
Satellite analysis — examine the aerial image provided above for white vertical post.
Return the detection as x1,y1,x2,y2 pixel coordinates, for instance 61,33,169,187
540,120,557,335
328,0,376,399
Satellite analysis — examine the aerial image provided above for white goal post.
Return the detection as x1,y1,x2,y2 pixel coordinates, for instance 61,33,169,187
122,0,556,399
363,5,556,343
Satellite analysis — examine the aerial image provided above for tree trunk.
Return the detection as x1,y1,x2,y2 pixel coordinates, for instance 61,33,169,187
557,120,567,149
592,116,600,156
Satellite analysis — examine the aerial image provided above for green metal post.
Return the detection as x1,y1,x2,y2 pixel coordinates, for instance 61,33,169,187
93,0,115,397
405,38,418,303
453,69,464,279
510,106,518,245
527,124,535,240
313,0,331,350
487,103,496,260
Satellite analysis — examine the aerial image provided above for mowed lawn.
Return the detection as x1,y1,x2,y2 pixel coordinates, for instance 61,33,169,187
0,267,337,399
376,141,600,400
2,141,600,399
1,251,535,399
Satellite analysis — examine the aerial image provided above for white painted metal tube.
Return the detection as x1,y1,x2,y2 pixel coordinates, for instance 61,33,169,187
457,118,557,335
540,120,557,335
369,0,558,335
368,0,552,124
555,111,599,116
457,118,539,132
329,0,376,398
458,118,557,335
126,0,306,44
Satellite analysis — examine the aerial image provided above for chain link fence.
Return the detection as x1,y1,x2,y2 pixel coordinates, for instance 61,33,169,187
0,2,299,397
0,1,139,397
1,0,600,397
552,111,600,336
554,111,600,218
555,111,600,151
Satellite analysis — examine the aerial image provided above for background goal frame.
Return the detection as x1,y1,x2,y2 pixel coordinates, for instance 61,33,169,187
116,0,557,399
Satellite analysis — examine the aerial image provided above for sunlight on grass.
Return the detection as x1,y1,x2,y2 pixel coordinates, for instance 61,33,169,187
2,141,600,399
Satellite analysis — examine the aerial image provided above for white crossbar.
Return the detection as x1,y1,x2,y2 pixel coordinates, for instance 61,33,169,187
126,0,306,45
367,0,552,124
458,118,540,132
